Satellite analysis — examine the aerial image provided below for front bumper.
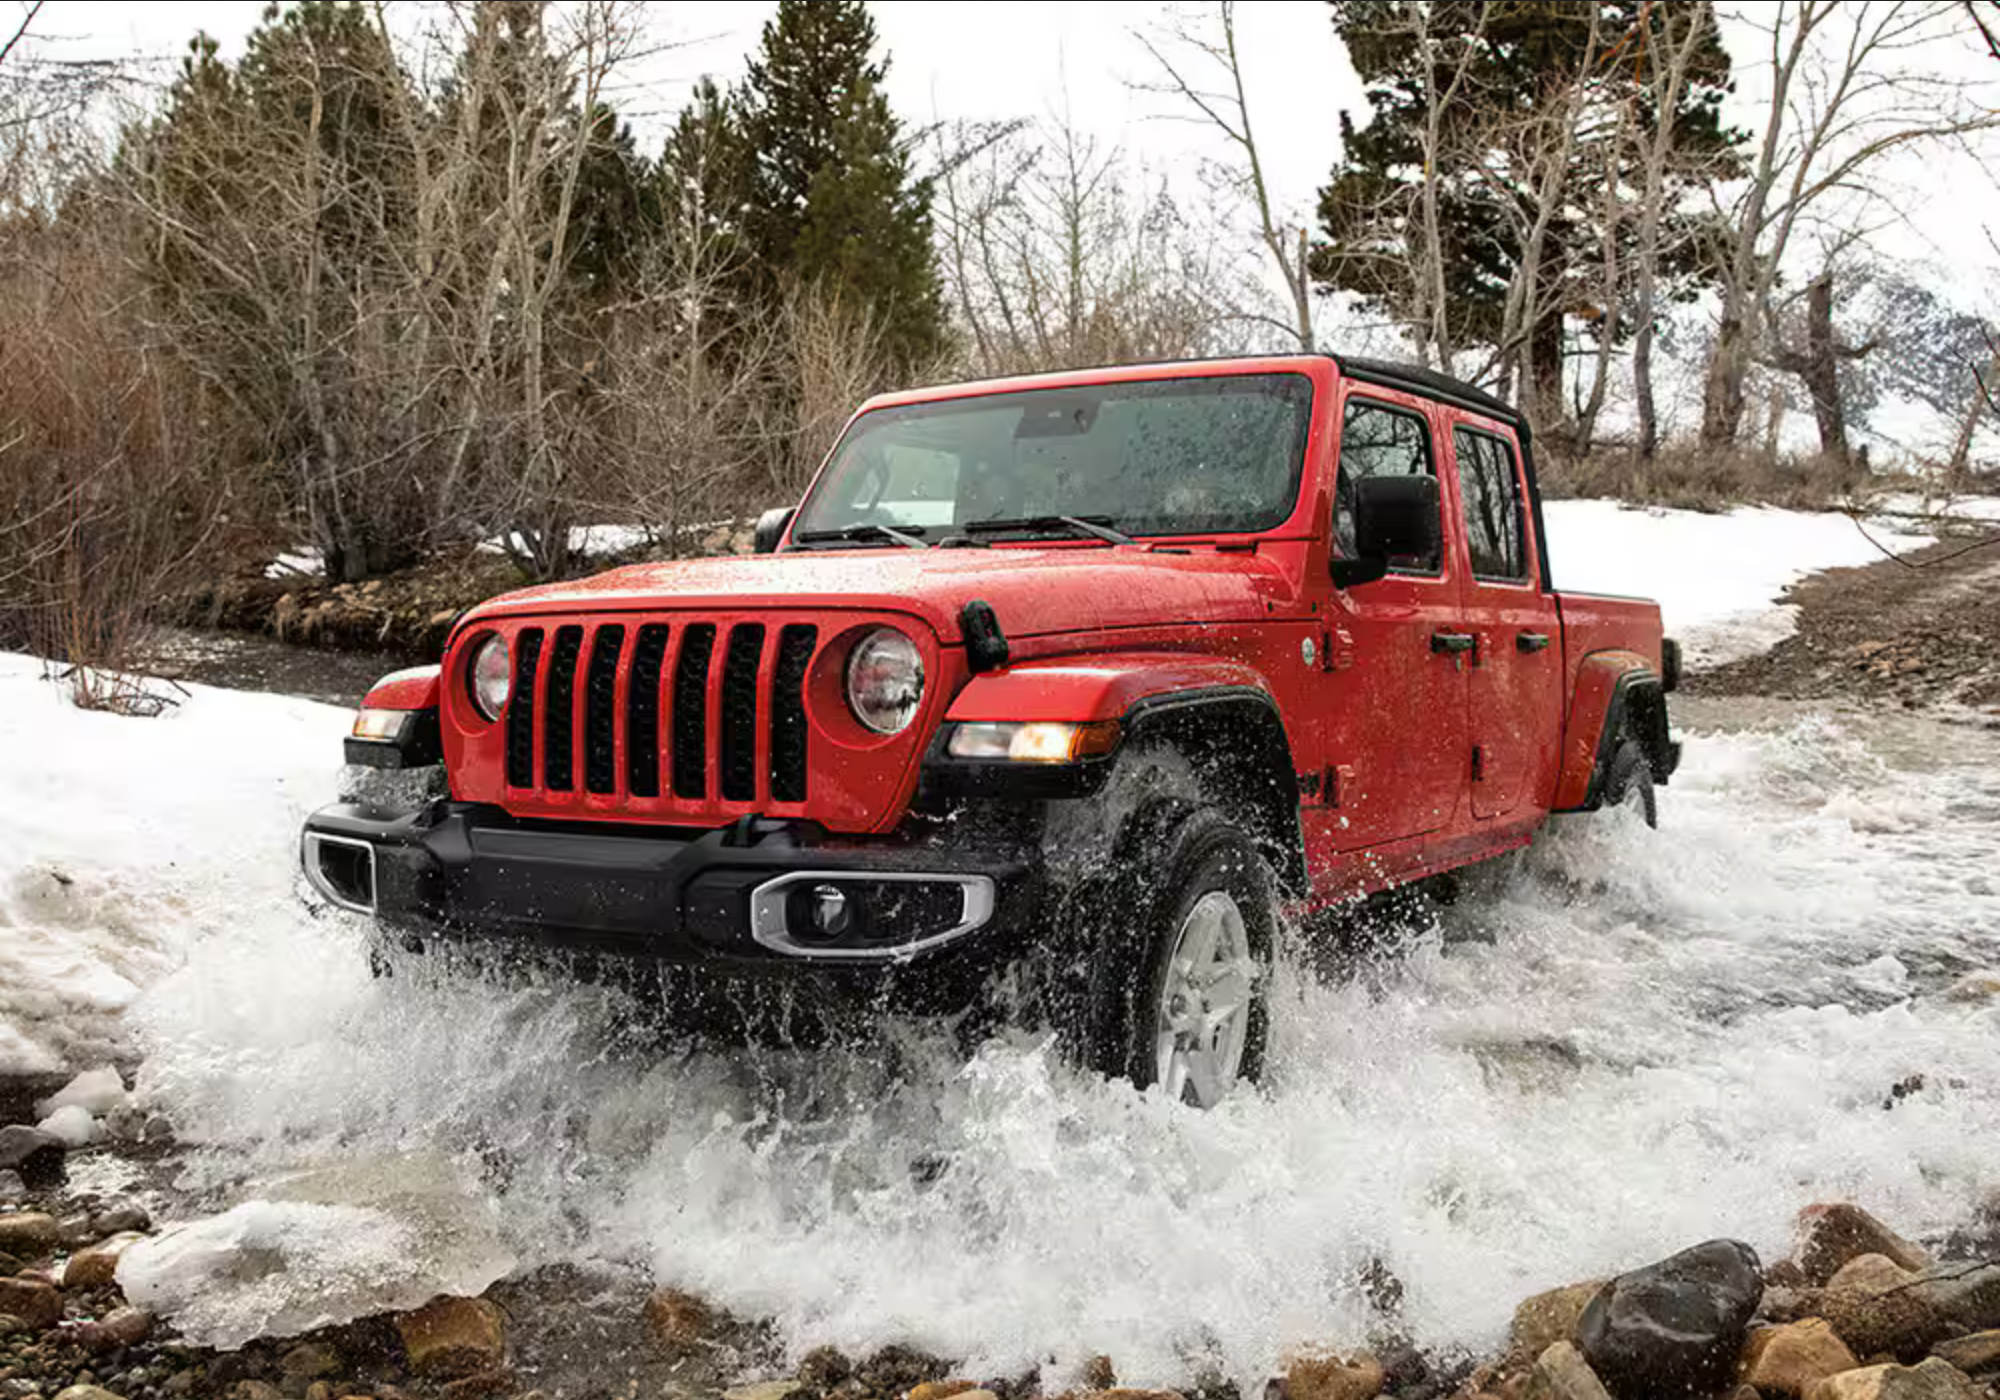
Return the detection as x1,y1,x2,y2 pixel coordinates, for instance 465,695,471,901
300,801,1040,1003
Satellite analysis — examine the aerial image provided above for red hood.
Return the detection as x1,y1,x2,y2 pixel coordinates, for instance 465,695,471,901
462,544,1301,642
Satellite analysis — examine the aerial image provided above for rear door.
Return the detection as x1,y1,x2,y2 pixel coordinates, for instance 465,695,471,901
1308,388,1470,858
1445,420,1562,820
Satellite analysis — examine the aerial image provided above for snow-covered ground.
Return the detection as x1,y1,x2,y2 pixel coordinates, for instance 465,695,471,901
1542,500,1933,666
5,501,2000,1382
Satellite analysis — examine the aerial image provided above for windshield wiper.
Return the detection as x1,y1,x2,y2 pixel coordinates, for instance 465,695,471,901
793,522,929,550
959,514,1135,546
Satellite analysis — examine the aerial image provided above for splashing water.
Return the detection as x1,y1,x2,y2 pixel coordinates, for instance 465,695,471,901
129,704,2000,1384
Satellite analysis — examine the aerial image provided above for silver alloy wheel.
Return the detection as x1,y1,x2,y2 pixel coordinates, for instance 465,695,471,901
1155,888,1256,1107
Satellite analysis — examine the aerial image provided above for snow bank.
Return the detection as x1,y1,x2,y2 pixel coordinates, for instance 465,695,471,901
0,655,348,1076
1543,501,1932,666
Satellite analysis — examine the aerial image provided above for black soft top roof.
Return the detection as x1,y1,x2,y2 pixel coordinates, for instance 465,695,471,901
1331,354,1525,431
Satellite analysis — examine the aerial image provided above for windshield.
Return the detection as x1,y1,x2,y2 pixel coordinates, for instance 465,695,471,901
791,373,1313,543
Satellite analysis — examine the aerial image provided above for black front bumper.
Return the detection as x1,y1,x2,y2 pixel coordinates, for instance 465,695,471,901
301,801,1041,1008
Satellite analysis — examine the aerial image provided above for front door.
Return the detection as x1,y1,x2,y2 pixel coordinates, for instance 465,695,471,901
1306,389,1470,868
1447,422,1562,820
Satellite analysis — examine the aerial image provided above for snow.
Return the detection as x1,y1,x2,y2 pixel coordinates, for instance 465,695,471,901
263,548,324,580
36,1066,130,1118
478,523,655,559
1872,491,2000,524
0,655,349,1076
1543,500,1934,666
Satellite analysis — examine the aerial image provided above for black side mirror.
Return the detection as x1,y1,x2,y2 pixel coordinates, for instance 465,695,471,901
1332,475,1440,589
754,506,795,554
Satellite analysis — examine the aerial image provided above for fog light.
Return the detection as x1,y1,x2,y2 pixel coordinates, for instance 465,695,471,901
808,883,851,937
351,708,410,741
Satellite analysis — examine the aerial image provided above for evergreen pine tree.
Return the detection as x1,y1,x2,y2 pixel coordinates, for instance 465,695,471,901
739,0,943,371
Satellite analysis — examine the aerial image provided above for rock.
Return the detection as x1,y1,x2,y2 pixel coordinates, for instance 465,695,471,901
90,1206,150,1237
35,1070,128,1121
1824,1262,2000,1360
396,1297,506,1379
1574,1239,1763,1400
64,1234,147,1289
1943,971,2000,1002
641,1288,715,1348
1522,1343,1612,1400
1798,1205,1933,1285
0,1213,60,1257
0,1279,60,1330
0,1172,25,1203
1831,1256,1917,1294
72,1307,154,1353
905,1384,978,1400
277,1344,339,1382
0,1313,25,1339
438,1372,512,1400
304,1385,331,1400
1081,1356,1118,1390
0,1127,69,1189
797,1347,852,1391
1739,1320,1861,1397
1803,1358,1980,1400
1096,1391,1184,1400
231,1384,286,1400
34,1108,96,1150
54,1388,128,1400
1930,1330,2000,1375
1512,1282,1607,1360
1279,1351,1385,1400
721,1383,803,1400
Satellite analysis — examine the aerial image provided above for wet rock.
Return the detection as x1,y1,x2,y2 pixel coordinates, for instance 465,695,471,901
1929,1331,2000,1375
1574,1239,1763,1400
438,1371,512,1400
303,1385,331,1400
0,1313,27,1338
721,1383,804,1400
1278,1351,1385,1400
0,1131,65,1193
797,1348,852,1391
1096,1391,1184,1400
89,1207,150,1238
63,1234,146,1290
0,1172,25,1203
231,1384,286,1400
1511,1282,1606,1360
277,1344,339,1384
395,1298,505,1379
640,1288,715,1349
72,1307,154,1354
1823,1262,2000,1360
1798,1206,1933,1285
905,1383,978,1400
1943,971,2000,1002
856,1346,947,1398
1831,1256,1917,1294
0,1279,60,1330
54,1388,128,1400
1803,1358,1979,1400
0,1213,60,1257
1522,1343,1611,1400
1080,1357,1118,1390
1739,1319,1860,1397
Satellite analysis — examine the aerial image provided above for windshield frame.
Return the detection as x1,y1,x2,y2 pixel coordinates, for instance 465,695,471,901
787,369,1319,547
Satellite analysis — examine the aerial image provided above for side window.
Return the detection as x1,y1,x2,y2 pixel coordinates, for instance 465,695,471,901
1335,397,1440,573
1452,428,1528,581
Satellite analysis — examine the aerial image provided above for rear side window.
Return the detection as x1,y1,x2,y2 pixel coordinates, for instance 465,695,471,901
1335,397,1440,573
1453,428,1528,581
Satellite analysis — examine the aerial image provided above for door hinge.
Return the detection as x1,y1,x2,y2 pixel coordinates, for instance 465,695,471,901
1471,745,1486,782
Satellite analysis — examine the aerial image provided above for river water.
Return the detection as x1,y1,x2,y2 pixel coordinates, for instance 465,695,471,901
121,698,2000,1387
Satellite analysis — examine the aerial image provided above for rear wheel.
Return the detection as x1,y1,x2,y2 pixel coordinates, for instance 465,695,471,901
1059,805,1275,1107
1601,736,1658,828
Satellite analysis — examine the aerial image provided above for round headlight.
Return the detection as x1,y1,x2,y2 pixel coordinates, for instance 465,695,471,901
845,628,925,735
468,633,512,720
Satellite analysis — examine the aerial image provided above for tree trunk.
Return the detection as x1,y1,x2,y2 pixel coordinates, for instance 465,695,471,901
1797,272,1849,464
1701,307,1751,449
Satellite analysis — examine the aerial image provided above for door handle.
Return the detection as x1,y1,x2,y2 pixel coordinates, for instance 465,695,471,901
1517,632,1551,653
1430,632,1476,655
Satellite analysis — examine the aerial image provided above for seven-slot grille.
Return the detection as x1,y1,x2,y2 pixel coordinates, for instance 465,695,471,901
502,618,820,810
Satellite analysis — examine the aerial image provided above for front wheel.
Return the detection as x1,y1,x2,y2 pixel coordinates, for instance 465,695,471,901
1060,805,1276,1107
1601,736,1658,828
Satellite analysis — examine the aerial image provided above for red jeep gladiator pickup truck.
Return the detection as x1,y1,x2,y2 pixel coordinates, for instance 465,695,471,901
303,354,1679,1106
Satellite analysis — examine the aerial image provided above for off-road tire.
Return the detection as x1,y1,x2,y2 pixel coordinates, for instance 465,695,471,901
1055,803,1276,1104
1601,736,1658,828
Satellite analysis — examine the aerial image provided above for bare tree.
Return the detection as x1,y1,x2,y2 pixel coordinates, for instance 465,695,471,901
1699,0,2000,450
0,2,42,74
1762,265,1879,466
1968,0,2000,56
1135,1,1313,350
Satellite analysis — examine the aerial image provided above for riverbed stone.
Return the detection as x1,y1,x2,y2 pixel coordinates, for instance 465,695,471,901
0,1213,60,1258
231,1383,286,1400
1740,1319,1861,1397
1930,1330,2000,1375
1279,1350,1385,1400
1803,1358,1980,1400
0,1172,25,1202
0,1129,64,1191
1823,1262,2000,1360
54,1387,128,1400
62,1233,146,1289
89,1206,150,1238
1512,1282,1607,1360
1798,1205,1932,1285
396,1298,505,1378
904,1383,979,1400
1575,1239,1763,1400
72,1306,154,1353
1523,1342,1613,1400
721,1382,804,1400
0,1279,60,1330
641,1288,715,1348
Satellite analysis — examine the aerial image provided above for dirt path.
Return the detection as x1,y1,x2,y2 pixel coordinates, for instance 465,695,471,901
1689,526,2000,711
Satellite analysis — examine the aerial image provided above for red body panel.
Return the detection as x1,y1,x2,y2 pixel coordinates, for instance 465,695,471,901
361,665,441,713
431,355,1668,893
